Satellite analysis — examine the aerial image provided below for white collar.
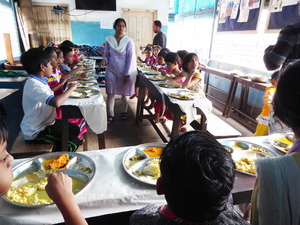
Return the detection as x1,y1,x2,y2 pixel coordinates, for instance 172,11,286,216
106,35,130,53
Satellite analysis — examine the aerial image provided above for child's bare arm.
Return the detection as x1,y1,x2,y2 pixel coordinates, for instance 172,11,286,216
62,65,84,76
50,75,70,92
167,74,184,82
45,172,87,225
68,72,88,82
182,69,201,89
49,82,79,108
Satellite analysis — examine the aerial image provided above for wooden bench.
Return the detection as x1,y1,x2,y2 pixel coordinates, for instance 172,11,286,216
190,113,241,139
10,132,54,159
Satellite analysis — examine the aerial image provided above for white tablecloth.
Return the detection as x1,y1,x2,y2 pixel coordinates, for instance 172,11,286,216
0,146,166,224
63,83,107,134
151,80,212,125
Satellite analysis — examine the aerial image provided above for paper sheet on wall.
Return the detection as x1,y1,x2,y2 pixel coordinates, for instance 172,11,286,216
219,0,228,23
249,0,260,9
100,19,114,29
282,0,298,6
230,0,240,19
270,0,283,12
238,0,250,22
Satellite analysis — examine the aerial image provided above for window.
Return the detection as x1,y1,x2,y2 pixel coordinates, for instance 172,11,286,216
0,1,21,61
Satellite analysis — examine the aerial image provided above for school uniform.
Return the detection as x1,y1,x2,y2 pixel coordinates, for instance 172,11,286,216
21,74,81,152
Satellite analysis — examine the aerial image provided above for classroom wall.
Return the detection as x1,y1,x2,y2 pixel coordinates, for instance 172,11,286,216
32,0,170,46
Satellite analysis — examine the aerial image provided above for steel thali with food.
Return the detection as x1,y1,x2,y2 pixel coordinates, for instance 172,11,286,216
268,133,295,154
3,152,95,207
123,143,166,185
219,140,276,176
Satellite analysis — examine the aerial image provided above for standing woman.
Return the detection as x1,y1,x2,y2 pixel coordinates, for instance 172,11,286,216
100,18,137,124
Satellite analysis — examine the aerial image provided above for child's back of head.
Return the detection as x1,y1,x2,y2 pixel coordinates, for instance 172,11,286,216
20,48,51,75
177,50,189,61
160,131,235,222
164,52,179,64
274,61,300,134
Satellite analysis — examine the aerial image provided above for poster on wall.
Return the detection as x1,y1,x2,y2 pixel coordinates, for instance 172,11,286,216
238,0,250,22
266,0,300,31
217,0,262,32
100,18,114,29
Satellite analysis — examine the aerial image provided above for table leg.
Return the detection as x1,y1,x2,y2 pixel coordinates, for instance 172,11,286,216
62,111,69,152
83,132,88,151
98,133,105,149
135,83,145,124
225,80,238,118
170,110,181,139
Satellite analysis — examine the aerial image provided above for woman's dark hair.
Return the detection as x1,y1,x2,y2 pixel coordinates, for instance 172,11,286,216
177,50,189,60
60,46,73,57
59,40,75,49
144,46,152,52
0,119,8,144
154,20,162,28
20,48,51,74
273,60,300,133
164,52,179,64
160,131,235,222
113,18,126,29
182,53,198,72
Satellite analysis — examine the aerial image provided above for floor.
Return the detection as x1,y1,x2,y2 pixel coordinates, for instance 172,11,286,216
77,87,254,152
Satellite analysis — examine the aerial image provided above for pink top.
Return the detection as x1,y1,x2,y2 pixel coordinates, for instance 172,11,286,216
145,55,156,65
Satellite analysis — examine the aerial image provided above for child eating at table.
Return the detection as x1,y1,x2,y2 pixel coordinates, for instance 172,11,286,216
44,47,69,96
253,71,279,136
73,45,84,63
20,48,82,152
59,46,88,79
0,119,87,225
130,131,250,225
177,50,189,69
137,46,156,65
152,45,161,63
181,52,205,95
44,47,87,139
151,49,170,72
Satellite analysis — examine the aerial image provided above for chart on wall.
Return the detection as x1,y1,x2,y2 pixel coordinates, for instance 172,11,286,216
267,0,300,30
217,0,262,32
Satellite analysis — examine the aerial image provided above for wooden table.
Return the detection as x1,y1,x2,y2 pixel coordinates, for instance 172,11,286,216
0,77,27,89
0,136,282,224
136,71,209,141
61,105,105,151
200,66,235,116
224,76,269,123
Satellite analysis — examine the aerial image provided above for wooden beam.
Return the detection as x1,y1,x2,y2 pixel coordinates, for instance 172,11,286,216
3,33,14,65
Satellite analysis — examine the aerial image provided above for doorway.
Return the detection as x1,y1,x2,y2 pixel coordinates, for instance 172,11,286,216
122,9,157,56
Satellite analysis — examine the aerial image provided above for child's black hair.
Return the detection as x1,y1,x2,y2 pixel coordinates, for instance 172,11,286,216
55,48,62,57
152,45,161,50
271,70,280,80
182,53,198,72
160,131,235,222
177,50,189,60
274,60,300,134
144,46,152,52
74,45,79,49
59,40,75,49
113,18,126,29
0,119,8,144
158,50,169,59
164,52,179,64
43,47,58,56
60,46,73,57
20,48,51,74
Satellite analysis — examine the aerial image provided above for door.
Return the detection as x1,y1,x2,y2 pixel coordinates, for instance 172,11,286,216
123,9,157,57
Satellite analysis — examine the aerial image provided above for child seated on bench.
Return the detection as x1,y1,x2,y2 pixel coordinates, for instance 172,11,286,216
20,48,81,152
130,131,249,225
